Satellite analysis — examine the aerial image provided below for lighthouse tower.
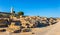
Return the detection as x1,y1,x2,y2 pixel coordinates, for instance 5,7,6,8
11,7,13,13
10,7,14,19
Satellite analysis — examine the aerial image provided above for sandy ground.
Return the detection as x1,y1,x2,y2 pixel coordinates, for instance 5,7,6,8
0,21,60,35
44,21,60,35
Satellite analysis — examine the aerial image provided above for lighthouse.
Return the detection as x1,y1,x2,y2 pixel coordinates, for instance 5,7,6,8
11,7,13,13
10,7,15,19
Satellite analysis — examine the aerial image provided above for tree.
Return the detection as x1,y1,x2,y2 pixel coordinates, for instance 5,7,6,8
17,11,24,16
11,11,16,17
13,11,15,13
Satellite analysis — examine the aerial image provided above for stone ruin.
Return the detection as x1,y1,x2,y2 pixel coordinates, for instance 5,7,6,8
0,16,59,33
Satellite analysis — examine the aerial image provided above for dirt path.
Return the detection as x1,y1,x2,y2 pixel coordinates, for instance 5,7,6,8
44,21,60,35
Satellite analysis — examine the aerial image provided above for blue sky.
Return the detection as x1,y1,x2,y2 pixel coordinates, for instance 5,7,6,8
0,0,60,17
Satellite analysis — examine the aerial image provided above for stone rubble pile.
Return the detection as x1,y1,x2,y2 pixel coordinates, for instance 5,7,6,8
20,16,57,28
0,16,59,33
